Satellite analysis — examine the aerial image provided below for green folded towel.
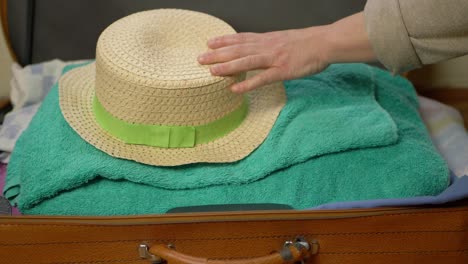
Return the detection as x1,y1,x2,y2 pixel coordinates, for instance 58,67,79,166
4,63,449,215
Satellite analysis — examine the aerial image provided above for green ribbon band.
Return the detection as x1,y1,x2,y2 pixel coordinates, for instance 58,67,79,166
93,96,248,148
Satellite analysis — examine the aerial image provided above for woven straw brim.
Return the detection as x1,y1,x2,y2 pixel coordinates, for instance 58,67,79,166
59,63,286,166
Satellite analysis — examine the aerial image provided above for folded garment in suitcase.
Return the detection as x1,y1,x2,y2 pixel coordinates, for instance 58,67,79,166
4,63,449,215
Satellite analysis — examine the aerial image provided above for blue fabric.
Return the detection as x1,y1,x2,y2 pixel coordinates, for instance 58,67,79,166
4,63,450,215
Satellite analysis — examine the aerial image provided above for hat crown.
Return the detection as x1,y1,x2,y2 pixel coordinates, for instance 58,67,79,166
94,9,244,126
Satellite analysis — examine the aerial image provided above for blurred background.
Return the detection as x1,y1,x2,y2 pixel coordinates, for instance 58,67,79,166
409,56,468,89
0,17,13,100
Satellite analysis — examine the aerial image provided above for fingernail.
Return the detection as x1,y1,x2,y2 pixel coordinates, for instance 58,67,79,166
198,54,206,62
210,66,219,75
208,38,216,46
231,85,242,93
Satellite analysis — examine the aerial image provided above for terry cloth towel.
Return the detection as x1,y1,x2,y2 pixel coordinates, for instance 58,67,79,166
1,61,466,177
313,171,468,210
4,63,449,215
0,163,19,215
313,96,468,210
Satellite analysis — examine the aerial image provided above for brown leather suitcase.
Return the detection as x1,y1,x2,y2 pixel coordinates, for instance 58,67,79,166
1,203,468,264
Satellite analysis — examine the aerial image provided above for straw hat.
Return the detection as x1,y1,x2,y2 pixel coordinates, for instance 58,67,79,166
59,9,286,166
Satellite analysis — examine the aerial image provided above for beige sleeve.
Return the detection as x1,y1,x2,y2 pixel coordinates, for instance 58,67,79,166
364,0,468,74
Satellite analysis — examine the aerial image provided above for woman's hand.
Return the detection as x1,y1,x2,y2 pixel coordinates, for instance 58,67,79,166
197,12,375,93
198,27,330,93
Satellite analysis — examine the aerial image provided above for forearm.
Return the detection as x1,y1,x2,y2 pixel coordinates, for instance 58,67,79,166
320,12,376,65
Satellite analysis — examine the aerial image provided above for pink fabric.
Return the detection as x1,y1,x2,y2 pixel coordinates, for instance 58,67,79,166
0,163,20,215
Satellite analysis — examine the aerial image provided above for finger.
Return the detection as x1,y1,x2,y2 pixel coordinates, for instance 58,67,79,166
198,44,256,64
207,32,258,49
231,68,281,93
210,55,272,76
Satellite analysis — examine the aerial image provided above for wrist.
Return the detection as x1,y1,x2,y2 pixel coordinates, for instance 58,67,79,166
321,12,376,64
322,23,342,64
301,26,333,68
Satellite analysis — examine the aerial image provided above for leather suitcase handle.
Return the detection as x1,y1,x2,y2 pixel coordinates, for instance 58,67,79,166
141,238,318,264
